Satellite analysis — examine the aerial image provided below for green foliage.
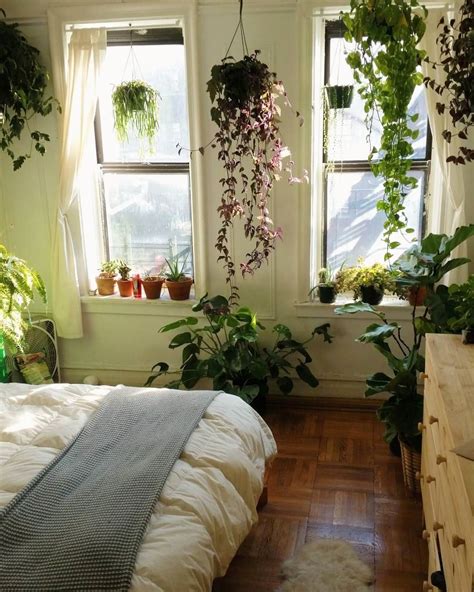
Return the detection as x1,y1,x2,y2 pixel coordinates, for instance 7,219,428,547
336,262,397,300
99,260,119,278
0,10,60,170
146,294,333,404
0,244,46,352
342,0,427,258
112,80,159,150
164,254,189,282
423,2,474,164
116,260,131,281
426,276,474,333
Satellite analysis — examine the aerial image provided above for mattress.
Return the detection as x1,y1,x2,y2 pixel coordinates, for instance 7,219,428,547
0,383,277,591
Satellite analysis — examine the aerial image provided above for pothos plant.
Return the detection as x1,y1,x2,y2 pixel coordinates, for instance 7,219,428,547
0,9,60,170
342,0,427,260
180,1,306,303
423,0,474,165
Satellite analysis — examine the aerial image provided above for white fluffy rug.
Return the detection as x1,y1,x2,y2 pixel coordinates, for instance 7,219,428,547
277,540,374,592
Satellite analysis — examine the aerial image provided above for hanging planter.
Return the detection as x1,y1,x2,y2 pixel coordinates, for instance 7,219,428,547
324,85,354,109
112,80,159,149
0,9,60,170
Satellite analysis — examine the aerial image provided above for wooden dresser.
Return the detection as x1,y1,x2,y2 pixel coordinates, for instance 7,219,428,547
419,334,474,591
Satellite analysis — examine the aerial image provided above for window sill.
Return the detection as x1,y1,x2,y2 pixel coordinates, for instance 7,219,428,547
295,295,414,321
81,293,198,317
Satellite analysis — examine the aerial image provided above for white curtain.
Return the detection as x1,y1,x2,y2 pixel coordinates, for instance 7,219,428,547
421,7,469,284
51,29,106,338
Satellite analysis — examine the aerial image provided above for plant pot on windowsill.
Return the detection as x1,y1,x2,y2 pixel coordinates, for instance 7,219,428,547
117,279,133,297
96,275,116,296
165,277,193,301
142,277,164,300
407,285,428,307
324,85,354,109
318,285,337,304
360,285,384,305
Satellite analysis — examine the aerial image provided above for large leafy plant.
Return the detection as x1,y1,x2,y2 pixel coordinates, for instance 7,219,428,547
423,0,474,165
146,294,332,404
0,10,60,170
0,244,46,351
342,0,427,259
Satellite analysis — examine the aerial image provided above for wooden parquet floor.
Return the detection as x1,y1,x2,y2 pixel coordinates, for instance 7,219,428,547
213,404,427,592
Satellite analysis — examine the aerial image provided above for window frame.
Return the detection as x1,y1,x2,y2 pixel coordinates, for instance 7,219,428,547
319,19,432,270
94,27,193,266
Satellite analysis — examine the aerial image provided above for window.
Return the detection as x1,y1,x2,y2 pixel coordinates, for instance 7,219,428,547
95,28,193,277
315,20,431,273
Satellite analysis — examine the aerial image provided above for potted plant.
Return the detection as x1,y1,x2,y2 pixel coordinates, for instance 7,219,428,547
142,272,164,300
309,267,338,303
96,260,118,296
146,294,333,411
116,261,133,297
343,0,427,257
164,255,193,301
338,262,396,305
0,244,47,381
112,80,160,151
423,0,473,165
324,84,354,109
448,277,474,344
0,10,60,170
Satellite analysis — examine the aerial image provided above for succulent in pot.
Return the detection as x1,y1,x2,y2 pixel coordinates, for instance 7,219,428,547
164,255,193,301
309,267,338,304
96,260,118,296
142,273,164,300
117,260,133,298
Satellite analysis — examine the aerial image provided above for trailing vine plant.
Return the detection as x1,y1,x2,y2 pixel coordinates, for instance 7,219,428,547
180,0,306,302
342,0,428,260
423,0,474,165
0,9,60,170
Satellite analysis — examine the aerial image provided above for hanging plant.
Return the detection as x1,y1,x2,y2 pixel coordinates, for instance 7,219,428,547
342,0,428,260
181,1,306,302
0,9,60,171
423,1,474,165
324,84,354,109
112,80,159,150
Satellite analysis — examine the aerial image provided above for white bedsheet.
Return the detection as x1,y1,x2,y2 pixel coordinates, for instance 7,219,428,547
0,383,277,591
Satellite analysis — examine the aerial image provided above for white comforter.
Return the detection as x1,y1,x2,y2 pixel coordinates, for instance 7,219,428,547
0,383,277,591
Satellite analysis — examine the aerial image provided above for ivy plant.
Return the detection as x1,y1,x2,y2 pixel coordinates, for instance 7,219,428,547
0,10,60,170
342,0,427,259
423,1,474,165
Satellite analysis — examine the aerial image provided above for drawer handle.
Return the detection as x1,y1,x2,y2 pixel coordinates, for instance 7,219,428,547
420,372,429,380
418,422,426,432
452,535,465,548
426,475,436,483
433,521,444,531
422,582,433,591
428,415,439,425
422,530,431,540
436,454,447,465
415,471,423,481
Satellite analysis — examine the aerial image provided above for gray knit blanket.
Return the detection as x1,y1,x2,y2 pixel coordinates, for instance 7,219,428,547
0,387,218,591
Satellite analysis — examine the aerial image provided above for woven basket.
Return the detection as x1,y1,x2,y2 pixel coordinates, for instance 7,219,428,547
400,439,421,495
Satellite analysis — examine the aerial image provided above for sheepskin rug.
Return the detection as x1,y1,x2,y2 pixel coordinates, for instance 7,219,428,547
277,539,374,592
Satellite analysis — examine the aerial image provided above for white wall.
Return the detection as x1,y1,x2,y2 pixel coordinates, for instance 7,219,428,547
0,0,472,397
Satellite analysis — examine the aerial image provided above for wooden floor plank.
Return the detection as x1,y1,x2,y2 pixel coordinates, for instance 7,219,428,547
215,406,427,591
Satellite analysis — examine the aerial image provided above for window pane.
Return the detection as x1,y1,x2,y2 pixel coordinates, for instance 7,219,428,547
326,37,428,161
325,170,425,270
103,173,193,275
98,44,189,162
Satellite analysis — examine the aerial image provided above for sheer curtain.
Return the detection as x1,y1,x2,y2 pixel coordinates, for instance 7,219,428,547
51,28,106,338
421,7,469,284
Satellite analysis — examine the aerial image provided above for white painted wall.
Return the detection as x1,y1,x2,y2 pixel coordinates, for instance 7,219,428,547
0,0,472,397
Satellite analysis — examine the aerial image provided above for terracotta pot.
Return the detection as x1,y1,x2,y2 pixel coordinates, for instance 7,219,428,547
117,279,133,297
96,275,116,296
165,277,193,301
408,285,428,307
360,285,384,305
142,278,164,300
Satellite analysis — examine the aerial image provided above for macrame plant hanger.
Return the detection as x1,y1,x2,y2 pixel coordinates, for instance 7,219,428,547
224,0,249,58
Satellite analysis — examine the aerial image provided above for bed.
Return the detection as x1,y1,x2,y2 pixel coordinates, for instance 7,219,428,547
0,383,277,591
